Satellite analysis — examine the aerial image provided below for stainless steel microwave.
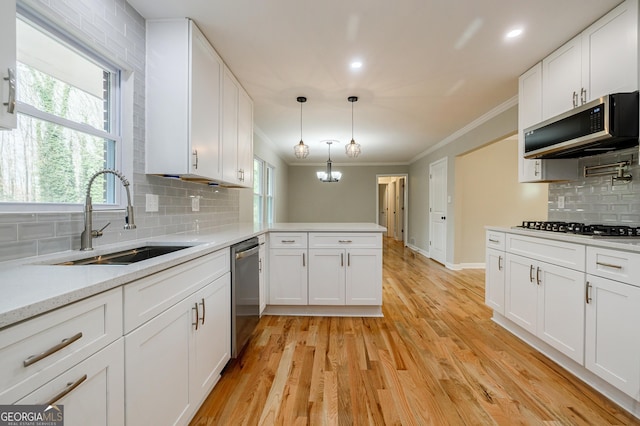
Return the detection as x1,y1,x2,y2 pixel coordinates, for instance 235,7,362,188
523,91,639,159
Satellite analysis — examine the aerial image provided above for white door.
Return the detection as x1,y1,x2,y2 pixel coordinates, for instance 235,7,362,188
387,180,396,237
378,184,387,235
429,158,447,265
397,178,405,243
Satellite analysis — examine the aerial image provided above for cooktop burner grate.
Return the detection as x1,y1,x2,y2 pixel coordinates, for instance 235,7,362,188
518,221,640,237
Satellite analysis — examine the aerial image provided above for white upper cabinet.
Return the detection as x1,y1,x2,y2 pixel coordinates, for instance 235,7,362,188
146,19,223,181
0,0,17,130
222,69,253,188
518,63,577,182
542,0,638,120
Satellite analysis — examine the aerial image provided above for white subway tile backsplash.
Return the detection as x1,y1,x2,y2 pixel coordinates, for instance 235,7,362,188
18,222,55,240
0,241,38,262
0,225,18,242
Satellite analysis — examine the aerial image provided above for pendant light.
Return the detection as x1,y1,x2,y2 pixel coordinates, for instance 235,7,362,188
345,96,361,158
293,96,309,159
317,140,342,182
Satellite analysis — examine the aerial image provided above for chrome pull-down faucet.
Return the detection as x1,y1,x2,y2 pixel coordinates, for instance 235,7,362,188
80,169,136,251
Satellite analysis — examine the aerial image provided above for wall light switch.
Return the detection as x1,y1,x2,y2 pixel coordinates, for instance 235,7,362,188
558,196,565,209
191,196,200,212
145,194,159,212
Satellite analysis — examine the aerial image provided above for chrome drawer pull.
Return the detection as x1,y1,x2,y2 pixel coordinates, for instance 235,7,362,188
529,265,535,283
596,261,623,270
585,281,592,304
341,253,344,267
488,239,499,243
24,332,83,367
44,374,87,406
338,240,353,243
498,255,503,271
193,303,199,330
281,240,296,243
200,298,205,325
536,267,541,285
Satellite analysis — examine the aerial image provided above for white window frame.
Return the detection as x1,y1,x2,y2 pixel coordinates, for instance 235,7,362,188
0,7,133,213
253,156,275,223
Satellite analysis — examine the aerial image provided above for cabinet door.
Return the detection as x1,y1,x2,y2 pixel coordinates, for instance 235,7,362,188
485,248,505,314
269,249,308,305
125,298,193,426
191,273,230,405
346,248,382,305
0,0,16,130
582,0,638,101
308,249,345,305
542,36,582,119
505,253,538,334
222,69,240,184
537,262,585,363
190,23,222,180
237,87,253,187
518,63,544,182
585,274,640,398
17,339,124,426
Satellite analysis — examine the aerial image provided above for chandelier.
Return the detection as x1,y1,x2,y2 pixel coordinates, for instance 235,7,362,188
317,140,342,182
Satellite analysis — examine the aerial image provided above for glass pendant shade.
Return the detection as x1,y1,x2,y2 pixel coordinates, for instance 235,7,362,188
293,96,309,159
345,96,361,158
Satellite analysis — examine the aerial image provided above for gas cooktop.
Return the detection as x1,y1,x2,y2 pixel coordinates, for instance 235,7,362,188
517,221,640,237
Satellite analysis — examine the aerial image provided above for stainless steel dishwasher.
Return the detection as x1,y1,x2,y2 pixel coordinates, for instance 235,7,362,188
230,238,260,358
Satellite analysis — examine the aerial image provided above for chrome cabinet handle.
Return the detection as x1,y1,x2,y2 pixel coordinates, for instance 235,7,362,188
258,258,262,272
3,67,16,114
44,374,87,406
192,149,198,169
348,253,351,267
596,261,623,270
534,160,540,177
338,240,353,243
498,255,503,271
302,252,306,267
192,303,199,330
24,332,83,367
585,281,592,304
341,253,344,267
488,238,499,243
281,240,296,243
580,87,587,105
572,91,578,108
529,265,535,282
200,298,205,325
536,266,541,285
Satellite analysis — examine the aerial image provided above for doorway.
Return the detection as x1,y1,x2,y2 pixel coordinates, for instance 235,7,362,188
429,157,447,265
376,174,408,245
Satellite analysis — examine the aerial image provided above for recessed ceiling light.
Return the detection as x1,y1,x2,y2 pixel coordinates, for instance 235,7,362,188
506,28,523,39
350,61,363,69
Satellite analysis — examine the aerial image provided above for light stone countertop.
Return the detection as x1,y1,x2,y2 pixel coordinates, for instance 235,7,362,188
0,222,386,329
486,225,640,253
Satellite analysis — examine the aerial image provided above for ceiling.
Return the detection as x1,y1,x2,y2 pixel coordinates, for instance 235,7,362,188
127,0,622,165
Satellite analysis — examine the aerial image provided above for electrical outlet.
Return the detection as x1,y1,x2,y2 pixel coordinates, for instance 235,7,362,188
145,194,159,212
191,196,200,212
558,196,565,209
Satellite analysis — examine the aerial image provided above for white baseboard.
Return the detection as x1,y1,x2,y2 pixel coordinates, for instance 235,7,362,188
405,244,485,271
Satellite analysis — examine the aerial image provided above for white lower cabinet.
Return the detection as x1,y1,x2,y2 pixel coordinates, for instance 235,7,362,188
505,254,585,364
269,248,308,305
258,234,267,314
308,233,382,306
18,339,124,426
124,250,231,426
485,248,505,314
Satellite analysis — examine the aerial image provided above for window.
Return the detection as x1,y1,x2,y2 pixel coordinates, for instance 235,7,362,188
253,157,275,223
0,15,121,208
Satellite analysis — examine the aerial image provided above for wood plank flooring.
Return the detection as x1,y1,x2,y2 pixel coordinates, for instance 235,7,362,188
191,238,640,425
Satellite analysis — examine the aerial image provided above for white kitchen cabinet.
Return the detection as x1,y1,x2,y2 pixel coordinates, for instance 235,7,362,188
124,249,231,425
17,339,124,426
269,233,308,305
0,0,17,130
0,287,122,404
518,63,577,183
258,234,267,314
485,231,506,314
146,18,223,181
585,274,640,399
308,233,382,306
542,0,638,120
222,69,253,187
505,250,585,364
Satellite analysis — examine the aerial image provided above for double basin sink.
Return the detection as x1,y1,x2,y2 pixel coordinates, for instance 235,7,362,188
57,245,192,265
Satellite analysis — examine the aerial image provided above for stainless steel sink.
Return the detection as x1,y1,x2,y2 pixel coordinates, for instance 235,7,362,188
57,245,192,265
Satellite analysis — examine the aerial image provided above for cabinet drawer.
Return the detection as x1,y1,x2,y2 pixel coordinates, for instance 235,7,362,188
506,234,585,270
124,249,229,333
0,287,122,404
486,231,505,250
309,233,382,249
586,247,640,286
269,233,308,249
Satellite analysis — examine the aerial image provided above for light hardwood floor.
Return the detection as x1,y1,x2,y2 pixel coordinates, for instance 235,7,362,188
191,238,640,425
